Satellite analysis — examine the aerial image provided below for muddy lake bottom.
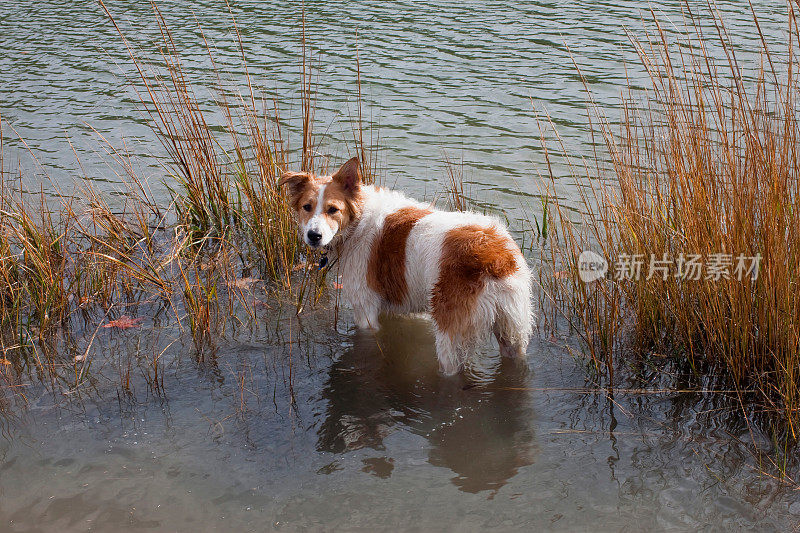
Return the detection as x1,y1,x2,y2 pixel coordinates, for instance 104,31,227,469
0,302,795,532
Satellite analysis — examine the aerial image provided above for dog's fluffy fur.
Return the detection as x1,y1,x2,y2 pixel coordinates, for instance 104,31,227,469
280,157,533,374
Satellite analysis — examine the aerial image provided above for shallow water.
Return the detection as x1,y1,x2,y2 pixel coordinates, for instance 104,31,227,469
0,307,796,531
1,1,799,531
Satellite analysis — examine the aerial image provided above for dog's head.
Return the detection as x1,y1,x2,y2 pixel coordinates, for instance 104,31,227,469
279,157,364,249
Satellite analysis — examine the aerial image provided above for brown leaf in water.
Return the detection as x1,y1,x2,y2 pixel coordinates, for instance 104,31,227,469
332,281,343,290
0,358,11,366
254,299,271,309
292,262,307,272
228,277,260,289
553,270,570,279
102,315,143,330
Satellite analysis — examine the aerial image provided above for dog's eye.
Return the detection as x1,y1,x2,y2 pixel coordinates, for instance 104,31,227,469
302,203,312,212
327,206,339,215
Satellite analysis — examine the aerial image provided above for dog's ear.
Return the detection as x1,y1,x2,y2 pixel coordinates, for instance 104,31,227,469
331,157,362,195
278,171,312,203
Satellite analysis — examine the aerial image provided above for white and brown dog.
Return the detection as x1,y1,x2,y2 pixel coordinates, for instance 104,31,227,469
280,157,532,375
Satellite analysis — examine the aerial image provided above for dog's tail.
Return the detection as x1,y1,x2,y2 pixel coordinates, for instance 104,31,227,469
491,258,533,358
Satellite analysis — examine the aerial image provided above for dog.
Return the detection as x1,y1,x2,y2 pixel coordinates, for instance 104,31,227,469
280,157,533,375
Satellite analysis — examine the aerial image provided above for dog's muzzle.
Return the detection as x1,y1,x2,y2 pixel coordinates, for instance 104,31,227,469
306,230,322,246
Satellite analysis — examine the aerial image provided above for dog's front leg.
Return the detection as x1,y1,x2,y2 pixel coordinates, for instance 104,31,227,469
349,291,381,331
353,302,380,330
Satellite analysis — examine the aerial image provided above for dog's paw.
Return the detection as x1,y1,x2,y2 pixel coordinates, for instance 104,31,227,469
437,360,461,376
354,313,380,331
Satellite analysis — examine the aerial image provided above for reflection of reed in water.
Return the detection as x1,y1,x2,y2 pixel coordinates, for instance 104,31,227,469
316,315,537,494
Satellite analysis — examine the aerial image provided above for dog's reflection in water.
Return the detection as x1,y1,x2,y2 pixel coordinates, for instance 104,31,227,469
316,315,537,494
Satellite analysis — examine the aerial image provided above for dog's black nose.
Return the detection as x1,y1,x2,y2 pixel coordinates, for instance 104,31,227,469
307,230,322,244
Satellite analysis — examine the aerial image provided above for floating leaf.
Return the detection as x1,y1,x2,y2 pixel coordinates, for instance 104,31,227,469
332,281,343,290
292,262,307,272
228,277,260,289
102,315,143,330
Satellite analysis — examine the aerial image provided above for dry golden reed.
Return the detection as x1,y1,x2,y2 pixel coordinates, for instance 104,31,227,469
542,4,800,427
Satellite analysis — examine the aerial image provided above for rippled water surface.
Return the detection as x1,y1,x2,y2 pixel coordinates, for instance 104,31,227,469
1,1,799,531
1,0,791,213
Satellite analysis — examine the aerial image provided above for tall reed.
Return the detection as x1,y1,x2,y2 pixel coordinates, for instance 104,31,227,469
543,4,800,426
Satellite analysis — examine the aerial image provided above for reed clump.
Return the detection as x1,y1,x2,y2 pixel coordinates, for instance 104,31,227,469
0,3,378,392
105,0,303,286
543,5,800,426
100,0,377,296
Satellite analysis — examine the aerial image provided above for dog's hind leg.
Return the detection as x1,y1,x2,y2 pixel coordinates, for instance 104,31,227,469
493,323,525,359
491,277,533,359
434,328,464,375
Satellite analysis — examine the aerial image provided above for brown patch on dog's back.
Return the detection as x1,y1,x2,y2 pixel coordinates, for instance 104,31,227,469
367,206,432,305
431,225,520,337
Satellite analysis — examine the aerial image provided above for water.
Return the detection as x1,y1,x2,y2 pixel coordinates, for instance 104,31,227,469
1,1,798,531
1,0,790,214
0,308,794,531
